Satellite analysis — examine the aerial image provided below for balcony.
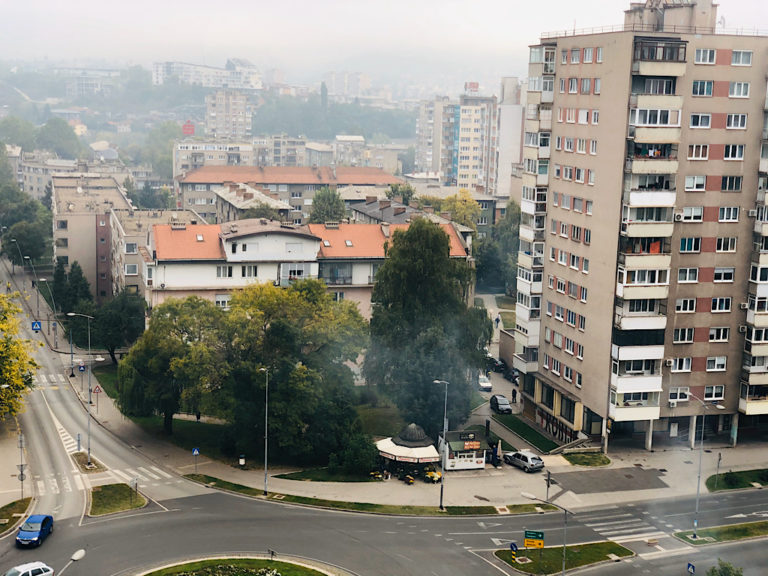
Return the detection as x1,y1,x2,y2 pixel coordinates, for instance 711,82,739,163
517,277,543,296
755,220,768,236
541,90,554,104
320,275,353,286
627,157,679,175
609,397,661,422
520,199,536,215
615,313,667,331
538,145,551,159
513,352,538,375
745,340,768,357
620,248,671,270
536,172,549,186
631,94,684,109
515,305,541,323
611,344,665,361
610,372,663,394
616,283,669,300
627,190,676,207
622,221,674,238
761,157,768,174
747,309,768,328
514,322,540,347
634,126,681,144
739,383,768,415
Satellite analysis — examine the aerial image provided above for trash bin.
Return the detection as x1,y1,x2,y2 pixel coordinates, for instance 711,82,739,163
239,454,246,468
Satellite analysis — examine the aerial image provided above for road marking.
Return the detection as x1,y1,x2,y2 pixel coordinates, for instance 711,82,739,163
138,466,161,480
610,531,669,543
58,374,66,383
151,466,173,479
640,547,695,560
124,468,147,481
48,477,60,494
81,474,91,490
61,476,72,493
601,525,657,536
111,469,133,482
39,374,48,384
49,373,57,383
73,475,84,491
37,480,46,496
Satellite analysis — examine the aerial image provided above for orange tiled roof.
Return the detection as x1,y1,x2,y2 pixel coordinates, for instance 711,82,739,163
180,165,402,186
153,224,225,261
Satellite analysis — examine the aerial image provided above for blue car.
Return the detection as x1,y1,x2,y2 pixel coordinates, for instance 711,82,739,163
15,514,54,548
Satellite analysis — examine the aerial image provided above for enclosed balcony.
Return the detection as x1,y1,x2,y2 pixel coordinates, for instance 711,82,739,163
632,39,687,77
513,347,539,374
739,382,768,415
619,236,671,270
621,206,675,238
609,390,661,421
745,327,768,357
514,320,540,348
611,359,663,393
616,267,670,300
614,297,668,331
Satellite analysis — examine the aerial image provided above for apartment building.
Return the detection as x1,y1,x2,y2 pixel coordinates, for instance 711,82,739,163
205,90,252,139
152,59,262,90
509,0,768,451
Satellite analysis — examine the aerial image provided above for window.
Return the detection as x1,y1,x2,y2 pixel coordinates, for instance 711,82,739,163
670,387,690,401
671,357,692,372
721,176,743,191
690,113,711,128
676,298,696,312
704,385,725,400
571,48,580,64
576,344,584,359
716,237,737,252
573,198,583,213
709,327,730,342
724,144,745,160
578,315,586,331
719,206,739,222
216,265,233,278
729,82,750,97
559,78,566,93
564,137,574,152
594,78,601,94
590,140,597,155
578,109,589,124
678,268,699,283
685,175,706,191
565,337,575,355
732,50,753,66
592,110,599,125
596,47,603,62
714,267,735,282
682,206,703,221
551,359,561,375
215,294,231,309
567,309,577,326
576,138,586,154
711,297,732,312
586,200,593,214
673,328,694,343
726,113,747,129
568,78,577,93
680,237,701,253
574,168,584,183
584,229,591,244
583,47,593,63
560,222,568,237
125,242,138,254
241,265,257,278
706,356,727,372
561,49,568,64
580,287,588,302
570,253,579,269
581,78,591,94
694,49,716,64
564,366,573,383
688,144,709,159
692,80,713,96
125,264,138,276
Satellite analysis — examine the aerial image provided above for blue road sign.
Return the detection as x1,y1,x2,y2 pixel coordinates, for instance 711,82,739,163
31,321,42,331
509,542,518,552
192,447,200,456
687,563,695,574
78,365,86,372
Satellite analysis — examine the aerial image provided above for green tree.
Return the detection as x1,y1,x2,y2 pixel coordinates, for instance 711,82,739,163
309,186,346,223
35,118,82,159
474,236,505,290
706,559,743,576
0,116,36,150
60,261,92,316
141,122,183,180
442,189,481,230
0,293,37,420
94,291,146,364
364,218,489,437
135,181,172,210
494,201,521,294
51,259,67,314
242,203,282,221
387,183,415,206
2,221,46,267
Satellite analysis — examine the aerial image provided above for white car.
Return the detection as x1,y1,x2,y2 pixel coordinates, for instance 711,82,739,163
4,562,54,576
478,372,492,392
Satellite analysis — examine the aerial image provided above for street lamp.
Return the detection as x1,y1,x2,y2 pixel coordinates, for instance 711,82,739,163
23,256,40,317
58,548,86,575
690,394,725,539
522,491,573,576
433,379,449,510
259,367,269,496
68,312,95,466
10,238,23,279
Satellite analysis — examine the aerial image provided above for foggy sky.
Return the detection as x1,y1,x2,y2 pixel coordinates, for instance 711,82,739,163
2,0,766,88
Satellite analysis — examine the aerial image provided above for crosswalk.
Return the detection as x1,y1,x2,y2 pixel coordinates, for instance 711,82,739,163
33,466,178,497
32,372,68,387
580,509,668,543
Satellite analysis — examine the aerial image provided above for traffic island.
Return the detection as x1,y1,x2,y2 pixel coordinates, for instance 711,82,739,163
138,557,344,575
0,498,32,537
675,520,768,545
89,483,147,516
72,451,107,473
495,542,632,574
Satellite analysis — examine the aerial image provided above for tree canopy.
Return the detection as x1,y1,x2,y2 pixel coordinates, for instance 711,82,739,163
309,186,346,223
706,559,743,576
387,183,415,206
0,293,38,420
94,291,146,363
35,118,83,159
441,189,481,231
364,218,490,437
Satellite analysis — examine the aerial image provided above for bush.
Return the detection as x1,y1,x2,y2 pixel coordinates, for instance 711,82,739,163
330,433,378,475
758,469,768,483
356,385,379,407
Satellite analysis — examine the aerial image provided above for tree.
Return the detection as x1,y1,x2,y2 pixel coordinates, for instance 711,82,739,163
494,201,521,294
35,118,82,159
473,236,505,290
94,291,146,364
51,259,67,314
706,559,743,576
2,221,46,267
387,183,415,206
309,186,346,223
0,293,37,420
364,218,489,437
242,204,282,221
59,261,92,317
141,122,183,180
442,189,481,230
0,116,36,150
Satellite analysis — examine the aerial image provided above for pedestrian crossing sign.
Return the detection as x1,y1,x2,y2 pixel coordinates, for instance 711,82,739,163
31,321,42,332
192,448,200,456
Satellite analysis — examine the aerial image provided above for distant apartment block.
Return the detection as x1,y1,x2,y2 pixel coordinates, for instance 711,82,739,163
152,59,262,90
205,90,252,139
496,77,526,198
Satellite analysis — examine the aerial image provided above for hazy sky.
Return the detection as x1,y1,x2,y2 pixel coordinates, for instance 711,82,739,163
2,0,766,90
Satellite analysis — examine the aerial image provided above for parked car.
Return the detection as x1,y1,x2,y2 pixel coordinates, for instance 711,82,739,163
478,372,492,392
503,367,520,383
15,515,53,548
490,394,512,414
485,355,507,373
3,562,54,576
503,450,545,472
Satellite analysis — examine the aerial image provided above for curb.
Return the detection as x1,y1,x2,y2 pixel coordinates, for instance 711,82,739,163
131,553,362,576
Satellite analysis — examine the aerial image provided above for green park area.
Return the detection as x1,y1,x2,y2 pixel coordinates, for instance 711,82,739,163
496,542,632,574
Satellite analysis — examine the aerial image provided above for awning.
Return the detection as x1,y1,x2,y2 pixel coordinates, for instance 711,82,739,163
376,437,440,463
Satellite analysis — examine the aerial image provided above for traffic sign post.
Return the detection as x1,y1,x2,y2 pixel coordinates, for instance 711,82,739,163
688,563,695,574
93,384,102,413
509,542,518,562
31,321,41,332
193,447,200,474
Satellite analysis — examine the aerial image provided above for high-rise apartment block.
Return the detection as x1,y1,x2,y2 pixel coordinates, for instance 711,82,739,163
205,90,252,139
508,0,768,450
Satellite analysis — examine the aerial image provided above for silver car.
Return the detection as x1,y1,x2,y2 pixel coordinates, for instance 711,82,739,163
503,450,544,472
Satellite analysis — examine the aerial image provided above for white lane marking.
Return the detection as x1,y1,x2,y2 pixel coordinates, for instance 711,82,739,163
110,469,133,482
81,474,91,490
48,477,60,494
150,466,173,479
61,476,72,493
37,480,46,496
58,374,66,383
124,468,147,481
39,374,48,384
138,466,160,480
610,531,669,543
73,475,84,491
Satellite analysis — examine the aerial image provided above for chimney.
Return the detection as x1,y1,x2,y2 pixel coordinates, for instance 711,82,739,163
366,196,377,204
379,200,391,210
394,195,403,204
243,192,253,200
394,207,406,215
423,206,434,214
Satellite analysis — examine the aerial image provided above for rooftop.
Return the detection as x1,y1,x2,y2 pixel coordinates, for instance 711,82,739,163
180,165,402,186
52,174,133,214
219,218,319,242
153,224,224,261
213,183,292,211
113,209,202,236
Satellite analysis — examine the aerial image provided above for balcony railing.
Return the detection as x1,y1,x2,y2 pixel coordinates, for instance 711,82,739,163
320,276,352,285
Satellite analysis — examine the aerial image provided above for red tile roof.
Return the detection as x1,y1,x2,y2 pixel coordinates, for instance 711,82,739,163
153,224,225,261
179,166,402,186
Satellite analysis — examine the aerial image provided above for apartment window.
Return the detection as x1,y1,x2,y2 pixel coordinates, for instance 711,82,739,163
554,332,563,348
559,78,566,93
241,265,257,278
714,267,735,282
551,359,561,376
566,108,576,123
711,297,732,312
670,387,690,401
562,194,572,209
561,49,568,64
719,206,739,222
56,220,68,230
682,206,703,221
692,80,713,96
567,309,577,326
679,237,701,253
125,242,138,254
570,254,579,269
671,357,692,372
568,78,578,93
596,47,603,62
724,144,745,160
564,137,574,152
716,237,737,252
580,287,588,302
694,49,716,64
586,200,593,214
581,78,591,94
576,344,584,359
709,327,730,342
560,222,568,237
555,305,564,321
690,113,711,128
676,298,696,312
704,385,725,400
573,198,583,213
574,168,584,183
216,265,233,278
726,114,747,129
732,50,753,66
673,328,694,343
124,264,138,276
594,78,601,94
706,356,727,372
576,138,586,154
558,250,568,266
571,48,580,64
563,366,573,383
688,144,709,160
592,110,599,124
584,229,591,244
578,109,589,124
583,47,593,63
729,82,750,97
578,315,586,331
721,176,743,191
590,140,597,155
215,294,231,309
678,268,699,283
685,175,706,191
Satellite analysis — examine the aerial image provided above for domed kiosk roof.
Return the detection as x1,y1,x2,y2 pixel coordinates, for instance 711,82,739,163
392,423,434,448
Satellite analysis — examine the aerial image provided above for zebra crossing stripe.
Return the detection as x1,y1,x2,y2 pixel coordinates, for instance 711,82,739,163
138,467,161,480
37,480,45,495
39,374,48,384
124,468,146,481
58,374,66,383
73,475,84,491
48,478,60,494
111,469,133,482
151,466,173,479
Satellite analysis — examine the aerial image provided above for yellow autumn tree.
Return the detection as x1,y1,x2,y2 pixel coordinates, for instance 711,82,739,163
0,293,37,420
442,188,481,231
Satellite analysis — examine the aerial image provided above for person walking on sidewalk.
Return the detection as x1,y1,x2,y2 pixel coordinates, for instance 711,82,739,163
494,313,501,329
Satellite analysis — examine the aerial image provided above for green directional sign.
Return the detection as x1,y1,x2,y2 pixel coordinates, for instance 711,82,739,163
524,530,544,539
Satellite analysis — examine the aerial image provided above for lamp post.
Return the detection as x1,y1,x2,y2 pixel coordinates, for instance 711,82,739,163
67,312,95,466
522,491,573,576
58,548,86,576
259,367,269,496
23,256,40,317
10,238,24,280
433,379,449,510
690,394,725,539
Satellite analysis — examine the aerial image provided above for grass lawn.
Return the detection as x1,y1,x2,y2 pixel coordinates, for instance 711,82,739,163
469,390,487,411
499,310,515,329
474,297,485,307
493,414,559,453
356,403,406,438
495,295,516,310
563,452,611,467
90,483,146,516
93,364,119,398
0,498,32,536
275,468,375,482
144,558,325,576
676,520,768,544
72,451,107,473
464,424,516,452
131,415,231,462
706,468,768,491
496,542,632,574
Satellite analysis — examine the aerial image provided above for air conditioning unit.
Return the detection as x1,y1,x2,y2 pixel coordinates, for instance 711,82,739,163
739,325,748,333
674,213,684,222
665,358,674,367
160,283,166,289
740,302,750,310
669,400,677,408
749,209,758,217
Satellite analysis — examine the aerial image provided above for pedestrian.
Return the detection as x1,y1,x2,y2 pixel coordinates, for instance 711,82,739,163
511,388,517,403
196,411,201,423
494,313,501,329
